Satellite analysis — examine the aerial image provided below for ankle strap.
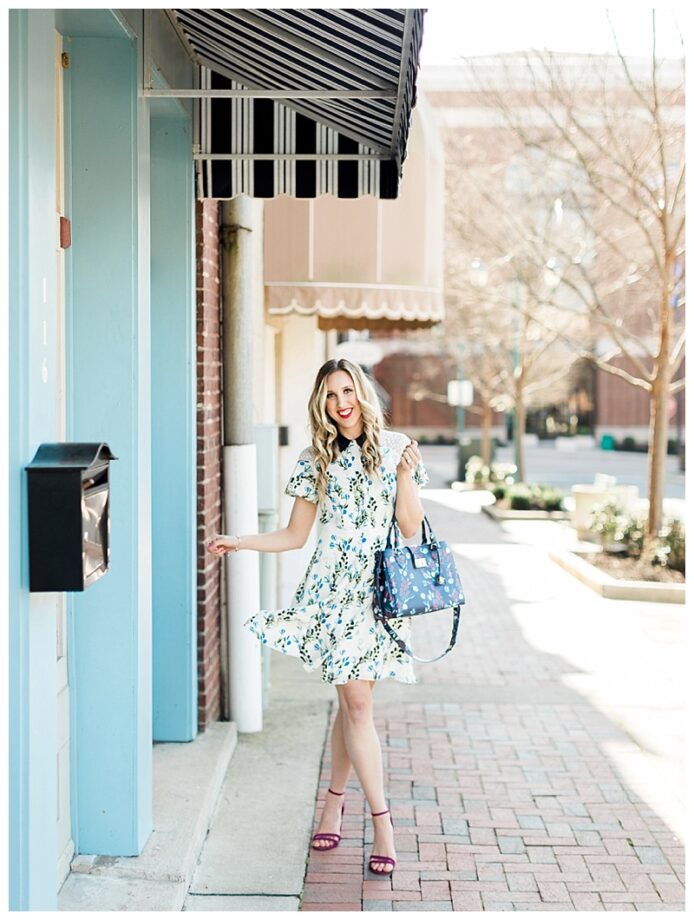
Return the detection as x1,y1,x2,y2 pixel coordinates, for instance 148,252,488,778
371,808,390,817
327,787,345,796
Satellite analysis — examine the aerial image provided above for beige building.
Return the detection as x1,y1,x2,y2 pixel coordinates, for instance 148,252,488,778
386,54,685,450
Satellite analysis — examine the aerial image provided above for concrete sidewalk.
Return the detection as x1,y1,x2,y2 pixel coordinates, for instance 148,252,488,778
60,483,686,911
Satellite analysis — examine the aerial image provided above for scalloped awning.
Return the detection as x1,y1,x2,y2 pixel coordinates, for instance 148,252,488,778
263,96,444,331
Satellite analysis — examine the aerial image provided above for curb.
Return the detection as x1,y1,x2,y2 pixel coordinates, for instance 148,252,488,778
549,548,686,604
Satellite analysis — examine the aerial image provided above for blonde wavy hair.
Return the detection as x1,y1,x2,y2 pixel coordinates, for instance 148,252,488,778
307,358,384,500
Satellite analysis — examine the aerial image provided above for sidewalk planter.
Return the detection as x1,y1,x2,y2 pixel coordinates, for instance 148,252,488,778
571,484,639,540
483,503,571,521
549,548,685,604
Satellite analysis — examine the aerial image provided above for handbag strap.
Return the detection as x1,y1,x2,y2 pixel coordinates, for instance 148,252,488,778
379,606,461,663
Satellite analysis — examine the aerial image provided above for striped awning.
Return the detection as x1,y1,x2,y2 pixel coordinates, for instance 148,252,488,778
170,8,424,199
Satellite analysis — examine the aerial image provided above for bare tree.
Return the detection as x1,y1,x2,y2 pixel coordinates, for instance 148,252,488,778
460,14,685,545
441,132,591,483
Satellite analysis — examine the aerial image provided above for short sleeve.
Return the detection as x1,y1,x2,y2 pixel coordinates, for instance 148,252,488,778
285,447,319,504
412,457,429,487
391,431,429,487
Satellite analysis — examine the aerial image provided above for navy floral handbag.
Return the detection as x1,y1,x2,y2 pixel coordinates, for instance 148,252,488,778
373,515,465,662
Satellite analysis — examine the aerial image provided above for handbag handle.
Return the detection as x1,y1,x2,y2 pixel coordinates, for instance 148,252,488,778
379,605,461,663
385,515,443,583
385,514,437,549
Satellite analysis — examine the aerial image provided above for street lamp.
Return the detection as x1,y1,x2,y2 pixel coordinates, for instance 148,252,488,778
446,259,489,480
458,258,489,437
507,278,528,474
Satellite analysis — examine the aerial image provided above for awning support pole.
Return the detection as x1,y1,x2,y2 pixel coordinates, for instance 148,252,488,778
143,88,397,99
220,195,263,734
194,153,391,162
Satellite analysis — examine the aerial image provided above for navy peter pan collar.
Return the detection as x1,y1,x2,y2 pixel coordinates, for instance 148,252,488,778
336,431,366,452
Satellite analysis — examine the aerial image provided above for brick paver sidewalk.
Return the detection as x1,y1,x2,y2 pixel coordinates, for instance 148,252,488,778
300,494,685,911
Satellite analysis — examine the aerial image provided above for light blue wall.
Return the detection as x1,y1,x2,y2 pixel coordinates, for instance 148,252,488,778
9,10,61,910
150,113,197,741
66,33,153,855
10,7,199,904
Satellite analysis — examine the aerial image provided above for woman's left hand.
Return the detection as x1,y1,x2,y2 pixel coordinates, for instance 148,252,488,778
397,439,421,477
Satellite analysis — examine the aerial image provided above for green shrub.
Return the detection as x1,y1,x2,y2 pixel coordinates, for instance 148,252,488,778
464,454,483,478
654,518,685,574
466,455,517,486
464,456,488,484
504,482,566,511
491,483,507,501
589,498,624,547
589,500,685,572
508,483,532,510
589,498,646,555
489,461,517,483
538,486,565,512
618,515,646,557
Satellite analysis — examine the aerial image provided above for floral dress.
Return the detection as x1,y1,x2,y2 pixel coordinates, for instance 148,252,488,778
243,429,429,685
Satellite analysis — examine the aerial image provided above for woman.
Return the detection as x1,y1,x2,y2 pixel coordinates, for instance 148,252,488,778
206,357,428,876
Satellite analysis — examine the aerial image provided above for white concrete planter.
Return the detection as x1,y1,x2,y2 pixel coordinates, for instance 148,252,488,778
483,503,571,522
571,484,640,540
550,548,685,604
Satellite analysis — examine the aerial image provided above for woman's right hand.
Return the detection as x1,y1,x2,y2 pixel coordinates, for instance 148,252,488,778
206,534,241,556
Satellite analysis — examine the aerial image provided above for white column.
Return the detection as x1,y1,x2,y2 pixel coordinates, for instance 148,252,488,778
221,195,263,732
223,445,262,732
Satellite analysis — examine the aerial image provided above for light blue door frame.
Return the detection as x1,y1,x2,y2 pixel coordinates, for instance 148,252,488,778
8,10,58,910
9,10,61,910
150,111,198,741
66,33,153,855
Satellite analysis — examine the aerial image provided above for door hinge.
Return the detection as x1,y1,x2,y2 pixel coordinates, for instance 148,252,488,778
59,215,72,249
61,52,70,69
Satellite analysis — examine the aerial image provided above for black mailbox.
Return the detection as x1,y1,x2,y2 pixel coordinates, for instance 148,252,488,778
26,442,117,592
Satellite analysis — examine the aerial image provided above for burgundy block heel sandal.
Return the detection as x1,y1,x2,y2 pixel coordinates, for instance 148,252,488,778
368,808,397,876
310,788,346,851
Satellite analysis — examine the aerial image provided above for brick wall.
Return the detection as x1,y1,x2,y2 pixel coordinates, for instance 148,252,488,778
596,356,652,427
374,352,506,433
375,353,456,430
196,200,223,730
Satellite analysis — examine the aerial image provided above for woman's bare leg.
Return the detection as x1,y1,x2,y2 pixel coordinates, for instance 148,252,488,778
312,702,354,848
336,679,395,872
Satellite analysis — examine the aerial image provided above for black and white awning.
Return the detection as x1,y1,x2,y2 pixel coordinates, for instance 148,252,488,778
170,8,424,199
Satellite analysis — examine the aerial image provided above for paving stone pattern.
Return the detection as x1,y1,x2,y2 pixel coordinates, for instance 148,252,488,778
299,496,685,912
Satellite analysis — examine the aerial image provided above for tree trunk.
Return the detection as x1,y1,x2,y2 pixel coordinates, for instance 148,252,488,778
514,392,526,483
646,252,674,541
646,369,670,539
481,397,492,467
